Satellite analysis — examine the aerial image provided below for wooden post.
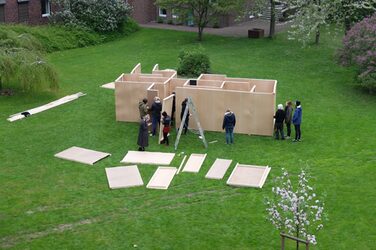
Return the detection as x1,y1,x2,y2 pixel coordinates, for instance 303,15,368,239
280,233,310,250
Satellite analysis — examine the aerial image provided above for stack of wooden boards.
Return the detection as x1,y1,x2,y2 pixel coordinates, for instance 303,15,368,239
54,147,271,190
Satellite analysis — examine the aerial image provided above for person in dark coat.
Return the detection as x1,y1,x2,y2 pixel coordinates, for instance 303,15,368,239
222,109,236,144
180,98,189,135
150,96,162,136
137,115,149,151
171,92,176,126
284,101,293,138
292,100,302,142
274,104,285,140
160,111,171,146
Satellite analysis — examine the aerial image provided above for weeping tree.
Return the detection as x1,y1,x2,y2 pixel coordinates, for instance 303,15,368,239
0,30,58,93
266,169,326,249
156,0,244,41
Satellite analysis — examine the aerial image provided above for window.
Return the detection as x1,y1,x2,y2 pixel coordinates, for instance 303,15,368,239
159,8,167,17
41,0,50,17
0,5,4,23
18,2,29,23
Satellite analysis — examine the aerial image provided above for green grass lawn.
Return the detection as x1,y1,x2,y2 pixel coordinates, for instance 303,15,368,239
1,28,375,249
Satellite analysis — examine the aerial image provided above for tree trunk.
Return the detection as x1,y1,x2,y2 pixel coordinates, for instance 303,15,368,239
198,26,204,41
315,26,320,45
344,17,351,33
269,0,276,38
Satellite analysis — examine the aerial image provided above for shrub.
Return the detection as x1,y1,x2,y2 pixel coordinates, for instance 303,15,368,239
0,24,102,52
0,30,58,92
338,13,376,94
51,0,132,33
177,47,211,77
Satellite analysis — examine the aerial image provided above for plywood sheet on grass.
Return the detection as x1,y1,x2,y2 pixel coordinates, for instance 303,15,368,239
182,153,207,173
120,151,175,165
101,82,115,89
55,146,110,165
146,167,177,189
105,165,143,189
226,164,271,188
205,158,232,179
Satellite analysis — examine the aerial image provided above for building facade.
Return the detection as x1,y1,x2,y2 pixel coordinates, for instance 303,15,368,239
0,0,53,24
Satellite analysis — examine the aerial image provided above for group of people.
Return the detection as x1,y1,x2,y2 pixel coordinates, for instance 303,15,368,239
274,100,302,142
136,96,301,151
137,97,172,151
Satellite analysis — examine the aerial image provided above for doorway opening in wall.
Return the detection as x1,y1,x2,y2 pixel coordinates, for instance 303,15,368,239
0,5,5,23
41,0,50,17
18,2,29,23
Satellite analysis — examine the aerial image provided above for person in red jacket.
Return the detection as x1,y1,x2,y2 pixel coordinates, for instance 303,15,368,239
160,111,171,146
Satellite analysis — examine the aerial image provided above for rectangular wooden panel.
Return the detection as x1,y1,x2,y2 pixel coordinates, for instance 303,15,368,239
105,165,144,189
55,146,111,165
120,151,175,165
182,153,207,173
205,159,233,179
146,167,177,189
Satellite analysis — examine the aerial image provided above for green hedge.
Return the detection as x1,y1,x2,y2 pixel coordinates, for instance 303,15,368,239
0,19,139,53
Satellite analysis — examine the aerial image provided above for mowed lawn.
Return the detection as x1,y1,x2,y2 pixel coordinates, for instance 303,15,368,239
0,28,375,249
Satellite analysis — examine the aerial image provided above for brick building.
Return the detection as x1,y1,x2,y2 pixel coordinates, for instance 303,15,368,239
0,0,53,24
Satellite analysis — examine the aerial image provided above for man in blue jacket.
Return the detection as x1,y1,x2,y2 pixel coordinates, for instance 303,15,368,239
292,100,302,142
222,109,236,144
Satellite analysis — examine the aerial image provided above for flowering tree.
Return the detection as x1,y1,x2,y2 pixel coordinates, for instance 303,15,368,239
338,13,376,93
51,0,131,33
287,0,332,45
330,0,376,32
266,169,325,249
287,0,375,45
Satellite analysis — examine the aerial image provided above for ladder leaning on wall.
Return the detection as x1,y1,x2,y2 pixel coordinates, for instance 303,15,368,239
174,97,208,151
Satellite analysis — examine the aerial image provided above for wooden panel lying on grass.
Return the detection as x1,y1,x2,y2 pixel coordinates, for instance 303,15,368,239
182,153,207,173
8,92,86,122
205,159,233,179
226,163,271,188
55,146,110,165
101,82,115,89
105,165,143,189
120,151,175,165
146,167,177,189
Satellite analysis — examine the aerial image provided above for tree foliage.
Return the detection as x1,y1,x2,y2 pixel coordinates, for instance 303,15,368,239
177,47,211,76
266,169,326,247
0,30,58,93
287,0,376,45
51,0,131,33
156,0,244,41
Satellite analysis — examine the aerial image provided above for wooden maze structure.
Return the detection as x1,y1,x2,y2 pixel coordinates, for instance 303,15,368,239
115,63,277,136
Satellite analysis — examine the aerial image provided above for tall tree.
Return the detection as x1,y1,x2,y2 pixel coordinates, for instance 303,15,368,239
156,0,244,41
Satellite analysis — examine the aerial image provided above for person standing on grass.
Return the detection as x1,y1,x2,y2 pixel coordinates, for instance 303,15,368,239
292,100,302,142
138,98,149,119
171,92,176,126
274,104,285,140
222,109,236,144
150,96,162,136
160,111,171,146
284,101,293,139
180,98,189,135
138,115,149,151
